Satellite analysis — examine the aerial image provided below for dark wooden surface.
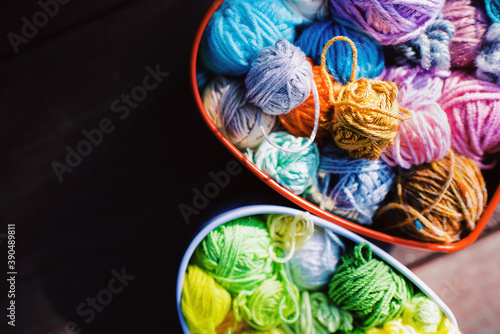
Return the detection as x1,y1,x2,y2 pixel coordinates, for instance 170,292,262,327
1,1,499,333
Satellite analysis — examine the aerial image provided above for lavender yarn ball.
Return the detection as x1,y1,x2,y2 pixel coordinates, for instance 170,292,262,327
203,76,276,149
245,39,313,115
328,0,445,45
200,0,304,75
249,132,320,195
476,23,500,85
286,227,344,291
303,145,394,225
382,65,447,108
294,19,384,85
391,16,455,71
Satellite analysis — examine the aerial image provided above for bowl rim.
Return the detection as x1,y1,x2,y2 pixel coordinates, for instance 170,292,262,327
176,204,460,333
190,0,500,252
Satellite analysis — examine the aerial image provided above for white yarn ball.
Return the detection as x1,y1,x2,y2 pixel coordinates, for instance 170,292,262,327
286,227,344,291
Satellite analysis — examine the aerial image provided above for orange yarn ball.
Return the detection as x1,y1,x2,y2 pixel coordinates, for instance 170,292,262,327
279,59,341,143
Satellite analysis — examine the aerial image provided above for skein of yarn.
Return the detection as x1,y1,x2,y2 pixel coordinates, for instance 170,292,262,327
439,71,500,167
282,291,354,334
391,16,455,71
485,0,500,23
442,0,489,68
246,39,314,116
319,36,411,161
303,145,394,225
203,76,276,149
476,23,500,84
233,275,300,331
365,318,419,334
283,0,329,21
294,20,385,85
286,226,344,290
328,243,411,329
328,0,445,45
376,151,487,243
200,0,304,75
382,66,446,108
267,213,315,263
182,265,231,334
194,216,274,294
380,103,451,169
402,293,445,334
279,59,341,143
249,132,320,195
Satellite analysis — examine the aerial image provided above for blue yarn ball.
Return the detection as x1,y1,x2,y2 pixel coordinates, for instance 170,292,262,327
476,23,500,85
250,132,320,195
303,145,394,225
245,39,313,115
294,19,385,84
200,0,304,76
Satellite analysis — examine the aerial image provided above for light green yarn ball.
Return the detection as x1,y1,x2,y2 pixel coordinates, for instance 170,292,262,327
194,216,274,295
403,293,444,334
250,131,319,195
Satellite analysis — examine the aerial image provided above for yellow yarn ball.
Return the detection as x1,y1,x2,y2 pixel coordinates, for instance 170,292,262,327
365,318,418,334
241,328,287,334
182,265,232,334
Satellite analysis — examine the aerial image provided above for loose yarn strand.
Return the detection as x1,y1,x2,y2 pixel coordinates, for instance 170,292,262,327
258,78,320,153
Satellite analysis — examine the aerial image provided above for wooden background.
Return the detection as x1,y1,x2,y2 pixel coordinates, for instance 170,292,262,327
1,0,499,333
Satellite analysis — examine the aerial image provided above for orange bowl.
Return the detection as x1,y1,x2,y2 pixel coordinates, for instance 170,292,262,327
190,0,500,252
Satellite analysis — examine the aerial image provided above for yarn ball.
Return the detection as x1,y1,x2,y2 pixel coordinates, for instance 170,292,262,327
250,132,320,195
476,23,500,85
391,16,455,71
279,60,341,143
328,0,445,45
376,151,487,243
439,70,500,167
486,0,500,23
282,291,354,334
246,39,313,115
182,265,231,334
294,20,385,85
382,65,446,108
194,216,274,295
233,276,300,331
200,0,304,75
402,293,444,334
326,78,404,161
286,226,344,290
380,102,451,169
242,329,287,334
442,0,490,68
303,145,394,225
283,0,329,21
328,243,411,329
203,76,276,149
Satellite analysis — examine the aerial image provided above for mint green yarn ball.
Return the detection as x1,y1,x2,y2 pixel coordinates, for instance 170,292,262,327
194,216,274,295
251,131,319,195
402,293,444,334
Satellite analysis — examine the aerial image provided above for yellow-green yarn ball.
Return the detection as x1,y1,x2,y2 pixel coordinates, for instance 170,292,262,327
182,265,231,334
402,293,444,334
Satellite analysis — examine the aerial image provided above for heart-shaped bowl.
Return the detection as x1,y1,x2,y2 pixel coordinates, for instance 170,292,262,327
176,205,460,333
191,0,500,252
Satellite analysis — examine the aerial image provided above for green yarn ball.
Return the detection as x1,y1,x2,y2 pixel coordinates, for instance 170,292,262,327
403,293,444,334
194,216,274,295
328,243,411,329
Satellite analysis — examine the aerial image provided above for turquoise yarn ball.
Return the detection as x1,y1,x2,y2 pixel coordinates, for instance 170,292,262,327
294,19,385,84
250,131,320,195
200,0,304,75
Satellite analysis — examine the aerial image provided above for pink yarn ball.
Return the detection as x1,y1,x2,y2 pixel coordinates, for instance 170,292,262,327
442,0,490,68
381,102,451,169
439,71,500,167
383,65,447,108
